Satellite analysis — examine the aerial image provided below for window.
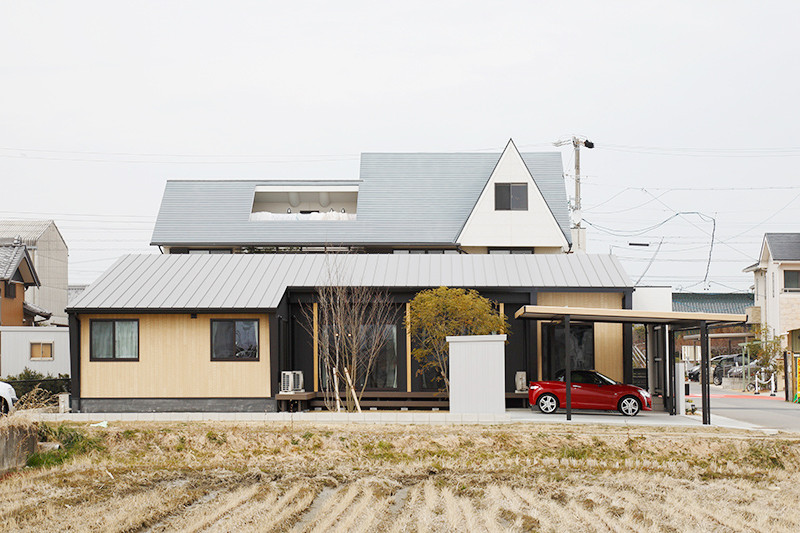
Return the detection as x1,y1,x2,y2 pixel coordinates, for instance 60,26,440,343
785,270,800,291
495,183,528,211
4,282,16,299
90,320,139,360
31,342,53,360
211,319,259,360
319,324,398,390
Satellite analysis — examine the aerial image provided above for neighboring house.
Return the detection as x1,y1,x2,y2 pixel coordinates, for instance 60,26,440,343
151,140,572,255
0,241,65,377
0,241,42,327
0,220,69,326
744,233,800,344
0,326,70,377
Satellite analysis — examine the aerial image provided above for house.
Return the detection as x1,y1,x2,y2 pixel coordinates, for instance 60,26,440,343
744,233,800,344
66,141,649,413
0,241,69,377
0,241,42,327
0,220,69,326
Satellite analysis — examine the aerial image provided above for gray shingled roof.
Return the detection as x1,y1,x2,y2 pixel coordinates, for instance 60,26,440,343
765,233,800,261
150,152,570,247
672,292,754,314
69,253,631,312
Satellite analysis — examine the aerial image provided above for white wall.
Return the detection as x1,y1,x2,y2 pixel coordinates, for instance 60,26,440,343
447,335,506,414
457,142,569,250
632,286,673,312
0,327,70,377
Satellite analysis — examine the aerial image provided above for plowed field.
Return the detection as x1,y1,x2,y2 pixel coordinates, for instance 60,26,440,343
2,421,799,532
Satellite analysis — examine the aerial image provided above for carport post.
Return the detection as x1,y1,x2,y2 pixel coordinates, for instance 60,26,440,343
700,321,711,425
565,315,572,421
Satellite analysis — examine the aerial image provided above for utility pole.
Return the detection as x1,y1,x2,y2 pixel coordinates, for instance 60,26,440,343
555,136,593,252
573,137,582,228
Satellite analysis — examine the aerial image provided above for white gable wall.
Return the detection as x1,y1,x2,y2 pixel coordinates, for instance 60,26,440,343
457,142,569,250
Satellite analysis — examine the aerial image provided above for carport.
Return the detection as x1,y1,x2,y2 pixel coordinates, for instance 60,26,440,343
514,305,747,424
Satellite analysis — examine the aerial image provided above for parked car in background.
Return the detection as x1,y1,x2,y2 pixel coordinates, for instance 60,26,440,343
688,355,728,382
529,370,652,417
0,381,17,415
713,354,746,385
726,362,764,378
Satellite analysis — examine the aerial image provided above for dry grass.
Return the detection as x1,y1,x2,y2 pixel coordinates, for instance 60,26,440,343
1,421,799,532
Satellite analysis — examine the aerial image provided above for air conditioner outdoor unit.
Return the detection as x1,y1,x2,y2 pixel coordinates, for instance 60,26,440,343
280,371,305,393
515,371,527,393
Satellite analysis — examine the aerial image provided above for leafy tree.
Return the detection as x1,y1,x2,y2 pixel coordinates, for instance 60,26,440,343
407,287,509,395
745,325,783,374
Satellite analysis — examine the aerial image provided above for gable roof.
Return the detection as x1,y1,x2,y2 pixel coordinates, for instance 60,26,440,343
68,253,631,312
764,233,800,261
150,151,569,247
672,292,754,315
0,220,62,248
0,244,40,286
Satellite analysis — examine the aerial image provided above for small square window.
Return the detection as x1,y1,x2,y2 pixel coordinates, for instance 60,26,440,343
211,319,259,360
785,270,800,290
31,342,53,360
495,183,528,211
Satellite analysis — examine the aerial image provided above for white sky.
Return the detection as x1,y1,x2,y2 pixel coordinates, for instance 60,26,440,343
2,2,798,290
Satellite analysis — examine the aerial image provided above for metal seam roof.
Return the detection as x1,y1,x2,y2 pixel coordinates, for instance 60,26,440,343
68,253,633,312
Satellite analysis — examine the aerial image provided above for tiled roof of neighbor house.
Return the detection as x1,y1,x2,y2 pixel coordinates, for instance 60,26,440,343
150,152,570,247
0,244,26,281
0,244,40,286
0,220,58,247
765,233,800,261
672,292,754,315
69,253,631,312
23,301,52,319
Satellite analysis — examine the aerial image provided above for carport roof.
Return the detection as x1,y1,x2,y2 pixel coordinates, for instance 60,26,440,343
514,305,746,327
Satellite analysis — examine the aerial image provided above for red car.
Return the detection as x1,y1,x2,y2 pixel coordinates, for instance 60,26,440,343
529,370,652,416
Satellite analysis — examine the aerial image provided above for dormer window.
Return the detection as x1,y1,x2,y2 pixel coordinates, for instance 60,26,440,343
495,183,527,211
250,183,358,221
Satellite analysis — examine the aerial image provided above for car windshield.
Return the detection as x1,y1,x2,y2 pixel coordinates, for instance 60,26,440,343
593,371,619,385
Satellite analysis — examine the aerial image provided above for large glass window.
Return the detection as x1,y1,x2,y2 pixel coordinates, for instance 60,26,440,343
319,324,398,390
495,183,528,211
211,319,259,360
541,323,594,380
90,320,139,360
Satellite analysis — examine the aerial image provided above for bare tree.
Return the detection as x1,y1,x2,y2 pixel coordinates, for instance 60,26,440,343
302,253,400,412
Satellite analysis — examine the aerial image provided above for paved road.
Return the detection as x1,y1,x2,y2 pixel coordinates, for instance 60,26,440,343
688,381,800,432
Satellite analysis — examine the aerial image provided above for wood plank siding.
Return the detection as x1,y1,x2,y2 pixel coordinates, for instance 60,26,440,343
79,313,271,398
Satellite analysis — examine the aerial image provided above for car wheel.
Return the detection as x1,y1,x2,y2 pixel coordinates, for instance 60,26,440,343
0,399,8,416
537,393,558,414
618,396,641,417
713,375,722,386
746,382,755,392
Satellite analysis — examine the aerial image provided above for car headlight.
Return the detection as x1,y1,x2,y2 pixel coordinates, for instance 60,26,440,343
640,389,651,399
